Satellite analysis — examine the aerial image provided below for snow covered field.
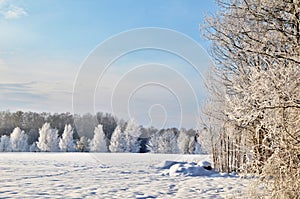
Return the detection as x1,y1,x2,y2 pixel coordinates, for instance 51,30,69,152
0,153,248,198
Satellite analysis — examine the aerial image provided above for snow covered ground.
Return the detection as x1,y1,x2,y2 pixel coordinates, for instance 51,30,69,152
0,153,249,198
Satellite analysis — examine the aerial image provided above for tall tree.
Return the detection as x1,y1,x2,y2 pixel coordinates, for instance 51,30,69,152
10,127,29,152
123,119,141,153
109,126,126,152
177,128,190,154
90,124,108,152
59,124,76,152
36,123,60,152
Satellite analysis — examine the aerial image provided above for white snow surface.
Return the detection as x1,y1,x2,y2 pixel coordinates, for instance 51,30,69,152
0,153,248,198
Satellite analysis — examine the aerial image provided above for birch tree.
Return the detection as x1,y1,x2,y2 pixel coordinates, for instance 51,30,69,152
203,0,300,197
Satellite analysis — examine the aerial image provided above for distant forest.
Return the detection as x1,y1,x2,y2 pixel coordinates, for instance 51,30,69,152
0,111,203,153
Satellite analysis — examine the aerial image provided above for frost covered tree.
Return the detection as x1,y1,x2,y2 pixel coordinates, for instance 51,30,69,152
123,119,141,153
148,129,179,154
203,0,300,197
147,130,160,153
159,129,179,154
0,135,12,152
90,124,108,152
36,123,60,152
10,127,29,152
76,136,90,152
195,127,212,154
59,124,75,152
198,66,227,168
177,129,190,154
109,126,126,152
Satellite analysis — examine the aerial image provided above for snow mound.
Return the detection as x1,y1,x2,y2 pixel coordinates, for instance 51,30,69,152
197,160,211,167
197,161,212,170
166,162,216,177
160,161,236,177
155,160,184,169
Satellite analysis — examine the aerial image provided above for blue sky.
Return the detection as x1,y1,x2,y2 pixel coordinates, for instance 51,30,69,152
0,0,217,128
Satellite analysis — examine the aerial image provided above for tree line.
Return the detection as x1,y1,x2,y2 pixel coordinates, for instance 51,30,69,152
0,110,207,154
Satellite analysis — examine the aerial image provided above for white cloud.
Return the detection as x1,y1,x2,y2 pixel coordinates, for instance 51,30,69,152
0,1,27,19
3,5,27,19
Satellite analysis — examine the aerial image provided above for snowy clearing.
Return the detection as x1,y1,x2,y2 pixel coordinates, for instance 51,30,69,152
0,153,249,198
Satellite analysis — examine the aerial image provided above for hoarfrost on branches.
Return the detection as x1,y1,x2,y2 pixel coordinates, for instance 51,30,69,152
36,123,59,152
59,124,75,152
10,127,29,152
109,125,126,152
90,124,108,152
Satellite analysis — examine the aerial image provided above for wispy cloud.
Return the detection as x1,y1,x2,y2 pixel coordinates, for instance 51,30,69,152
0,81,73,112
0,0,27,19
